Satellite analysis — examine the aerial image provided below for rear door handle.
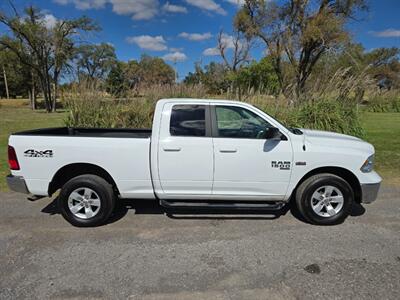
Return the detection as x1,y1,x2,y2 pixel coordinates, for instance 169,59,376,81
219,149,237,153
163,147,181,152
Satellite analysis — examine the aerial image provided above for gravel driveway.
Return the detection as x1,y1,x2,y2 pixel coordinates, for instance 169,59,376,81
1,186,399,299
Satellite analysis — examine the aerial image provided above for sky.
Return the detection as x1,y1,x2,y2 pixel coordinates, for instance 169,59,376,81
1,0,400,80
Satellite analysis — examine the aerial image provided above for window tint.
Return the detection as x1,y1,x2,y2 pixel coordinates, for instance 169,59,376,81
215,106,272,139
170,105,206,137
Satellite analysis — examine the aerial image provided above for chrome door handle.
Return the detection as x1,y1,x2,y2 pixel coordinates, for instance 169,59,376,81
219,149,237,153
163,147,181,152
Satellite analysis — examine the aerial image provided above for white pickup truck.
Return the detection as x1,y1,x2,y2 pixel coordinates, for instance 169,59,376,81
7,98,381,226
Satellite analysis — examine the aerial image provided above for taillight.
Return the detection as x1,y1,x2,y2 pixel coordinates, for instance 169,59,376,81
8,145,20,170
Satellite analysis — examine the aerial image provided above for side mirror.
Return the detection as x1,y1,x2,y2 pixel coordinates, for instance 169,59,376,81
265,127,281,140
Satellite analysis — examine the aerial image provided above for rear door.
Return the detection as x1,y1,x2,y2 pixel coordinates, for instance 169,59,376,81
157,103,214,198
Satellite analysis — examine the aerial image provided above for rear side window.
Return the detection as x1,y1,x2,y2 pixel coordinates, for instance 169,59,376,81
170,105,206,137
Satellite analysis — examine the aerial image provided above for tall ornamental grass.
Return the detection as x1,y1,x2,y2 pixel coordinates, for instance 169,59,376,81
63,74,368,138
248,95,365,138
366,91,400,113
64,85,155,128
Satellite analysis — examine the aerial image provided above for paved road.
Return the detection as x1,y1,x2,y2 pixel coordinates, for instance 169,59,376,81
0,186,399,300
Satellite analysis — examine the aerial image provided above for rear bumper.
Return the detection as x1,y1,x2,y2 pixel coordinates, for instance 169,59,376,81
361,182,381,204
6,175,30,194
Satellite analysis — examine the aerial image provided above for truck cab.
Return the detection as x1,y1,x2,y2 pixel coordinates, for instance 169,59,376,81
151,100,293,200
7,99,382,226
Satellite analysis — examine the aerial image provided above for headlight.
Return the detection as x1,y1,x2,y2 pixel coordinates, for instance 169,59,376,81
360,155,374,173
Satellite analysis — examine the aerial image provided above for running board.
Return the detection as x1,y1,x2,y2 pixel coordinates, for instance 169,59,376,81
27,195,46,201
160,199,286,211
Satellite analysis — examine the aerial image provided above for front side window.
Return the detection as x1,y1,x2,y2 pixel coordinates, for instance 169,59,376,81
170,105,206,137
215,106,272,139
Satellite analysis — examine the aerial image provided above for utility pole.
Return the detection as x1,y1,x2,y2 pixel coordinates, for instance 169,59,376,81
173,58,178,83
3,65,9,99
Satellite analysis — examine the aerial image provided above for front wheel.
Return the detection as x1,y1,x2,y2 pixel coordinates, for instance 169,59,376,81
295,173,354,225
58,175,116,227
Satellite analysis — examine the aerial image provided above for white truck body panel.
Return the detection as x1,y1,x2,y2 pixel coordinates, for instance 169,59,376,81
8,98,382,203
10,136,154,198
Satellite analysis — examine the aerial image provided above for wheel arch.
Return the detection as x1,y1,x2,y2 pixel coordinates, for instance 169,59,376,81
48,163,119,196
291,166,362,203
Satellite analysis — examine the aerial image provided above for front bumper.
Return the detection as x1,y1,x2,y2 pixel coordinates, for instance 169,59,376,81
6,175,30,194
361,182,381,204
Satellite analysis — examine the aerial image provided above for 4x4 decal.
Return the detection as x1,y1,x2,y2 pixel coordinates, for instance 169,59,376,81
24,149,53,158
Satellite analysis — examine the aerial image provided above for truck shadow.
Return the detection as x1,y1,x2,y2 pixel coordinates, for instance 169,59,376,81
41,197,365,225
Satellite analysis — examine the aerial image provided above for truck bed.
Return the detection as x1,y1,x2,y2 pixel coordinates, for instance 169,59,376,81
12,127,152,138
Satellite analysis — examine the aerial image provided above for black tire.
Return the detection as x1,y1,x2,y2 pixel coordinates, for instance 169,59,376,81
58,174,115,227
295,173,353,225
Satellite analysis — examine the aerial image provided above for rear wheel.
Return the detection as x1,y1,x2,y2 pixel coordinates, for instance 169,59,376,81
296,173,353,225
58,175,115,227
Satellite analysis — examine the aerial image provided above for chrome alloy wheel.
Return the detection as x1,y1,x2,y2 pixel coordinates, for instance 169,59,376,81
67,187,101,219
311,185,344,217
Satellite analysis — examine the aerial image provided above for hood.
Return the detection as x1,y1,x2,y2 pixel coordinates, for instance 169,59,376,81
301,129,374,153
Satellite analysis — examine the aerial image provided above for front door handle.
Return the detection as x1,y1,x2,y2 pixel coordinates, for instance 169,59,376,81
219,149,237,153
163,147,181,152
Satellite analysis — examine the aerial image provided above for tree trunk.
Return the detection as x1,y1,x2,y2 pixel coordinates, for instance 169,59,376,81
295,70,308,101
28,90,32,108
52,82,57,113
29,85,36,110
39,65,53,112
40,75,51,112
271,56,285,96
32,84,36,109
46,76,53,112
30,70,36,110
3,66,9,100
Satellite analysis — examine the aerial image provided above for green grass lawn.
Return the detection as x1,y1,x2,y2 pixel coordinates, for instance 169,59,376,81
0,104,398,191
0,105,66,190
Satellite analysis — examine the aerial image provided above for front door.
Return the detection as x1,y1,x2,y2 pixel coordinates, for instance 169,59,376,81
158,104,214,198
211,105,293,200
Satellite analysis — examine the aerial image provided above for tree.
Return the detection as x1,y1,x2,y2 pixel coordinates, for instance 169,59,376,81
137,55,175,86
0,49,32,99
234,56,280,95
0,49,11,99
106,61,127,97
235,0,368,98
52,17,98,111
217,29,251,99
184,62,231,94
123,60,141,90
105,56,176,96
311,43,400,91
184,62,205,85
76,43,116,81
0,5,98,112
365,47,400,89
217,30,251,73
